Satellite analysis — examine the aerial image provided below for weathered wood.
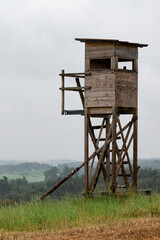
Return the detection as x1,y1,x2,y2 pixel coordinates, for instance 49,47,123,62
88,110,112,116
76,38,148,48
41,161,85,200
117,116,133,181
75,78,85,108
115,143,130,189
116,132,134,178
84,110,89,196
111,56,118,70
115,45,138,59
46,38,146,198
111,108,117,192
92,125,106,129
89,121,113,191
88,117,109,185
61,70,64,115
88,118,106,178
116,119,133,177
106,117,110,189
115,71,137,108
85,42,115,62
133,112,138,190
85,71,115,109
87,118,136,162
59,72,91,77
59,87,90,91
134,59,138,72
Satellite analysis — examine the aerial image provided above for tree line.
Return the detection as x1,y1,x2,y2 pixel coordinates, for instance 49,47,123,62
0,166,160,203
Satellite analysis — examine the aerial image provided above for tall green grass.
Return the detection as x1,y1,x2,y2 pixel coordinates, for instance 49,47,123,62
0,194,160,232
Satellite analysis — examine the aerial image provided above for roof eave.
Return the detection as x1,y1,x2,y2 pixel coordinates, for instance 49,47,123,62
75,38,148,48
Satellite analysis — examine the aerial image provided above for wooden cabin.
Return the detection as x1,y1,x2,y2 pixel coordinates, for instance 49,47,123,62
75,39,147,115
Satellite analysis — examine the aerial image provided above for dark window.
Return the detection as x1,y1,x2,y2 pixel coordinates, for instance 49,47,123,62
118,59,133,71
90,58,111,70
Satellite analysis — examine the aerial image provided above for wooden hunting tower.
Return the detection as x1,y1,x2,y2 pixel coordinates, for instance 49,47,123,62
41,38,148,200
76,38,148,195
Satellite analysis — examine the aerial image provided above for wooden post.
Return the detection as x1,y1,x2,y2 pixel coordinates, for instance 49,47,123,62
84,109,89,197
111,56,118,70
106,117,110,190
111,108,117,192
133,112,138,191
61,69,65,115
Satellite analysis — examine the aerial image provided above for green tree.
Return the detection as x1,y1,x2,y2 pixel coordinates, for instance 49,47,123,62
44,167,59,181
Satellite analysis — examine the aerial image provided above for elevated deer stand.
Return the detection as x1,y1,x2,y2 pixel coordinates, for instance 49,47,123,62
41,39,147,200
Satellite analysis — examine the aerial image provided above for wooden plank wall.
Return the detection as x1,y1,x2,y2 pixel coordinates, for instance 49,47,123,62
85,42,115,71
115,72,137,108
115,45,138,60
85,71,115,108
84,42,138,111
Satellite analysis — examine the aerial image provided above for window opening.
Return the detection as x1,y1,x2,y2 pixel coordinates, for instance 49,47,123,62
118,59,133,71
90,58,111,70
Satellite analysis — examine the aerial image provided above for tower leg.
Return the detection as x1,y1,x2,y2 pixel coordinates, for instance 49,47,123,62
133,111,138,191
111,108,117,192
84,109,89,196
106,117,110,190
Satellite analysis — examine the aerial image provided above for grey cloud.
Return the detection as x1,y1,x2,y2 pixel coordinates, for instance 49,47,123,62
0,0,159,160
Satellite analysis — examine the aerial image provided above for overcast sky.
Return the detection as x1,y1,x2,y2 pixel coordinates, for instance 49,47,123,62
0,0,160,162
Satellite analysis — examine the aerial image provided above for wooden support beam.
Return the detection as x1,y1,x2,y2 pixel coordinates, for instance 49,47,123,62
84,109,89,196
106,117,111,190
87,118,136,163
116,132,134,178
59,72,91,77
116,118,133,173
75,78,85,108
111,108,117,192
89,122,113,192
133,112,138,190
59,87,90,91
89,118,105,178
41,161,85,200
61,69,65,115
96,119,106,145
92,125,106,130
115,143,130,189
117,116,133,181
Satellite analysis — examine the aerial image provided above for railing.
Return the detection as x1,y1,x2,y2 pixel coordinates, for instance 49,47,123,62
59,70,91,115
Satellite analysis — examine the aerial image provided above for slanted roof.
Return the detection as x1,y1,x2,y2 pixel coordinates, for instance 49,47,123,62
75,38,148,48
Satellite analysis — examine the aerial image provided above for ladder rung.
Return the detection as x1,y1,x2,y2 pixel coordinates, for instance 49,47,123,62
109,148,124,152
92,125,106,130
95,138,106,141
116,136,121,140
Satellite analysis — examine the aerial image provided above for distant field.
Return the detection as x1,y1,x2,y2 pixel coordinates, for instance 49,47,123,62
0,169,47,182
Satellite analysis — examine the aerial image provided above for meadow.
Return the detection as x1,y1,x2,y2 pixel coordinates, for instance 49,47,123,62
0,169,45,182
0,193,160,232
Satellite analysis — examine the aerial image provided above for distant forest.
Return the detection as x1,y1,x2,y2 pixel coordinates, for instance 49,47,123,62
0,160,160,202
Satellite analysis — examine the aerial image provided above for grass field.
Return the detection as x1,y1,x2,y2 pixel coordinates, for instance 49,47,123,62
0,193,160,232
